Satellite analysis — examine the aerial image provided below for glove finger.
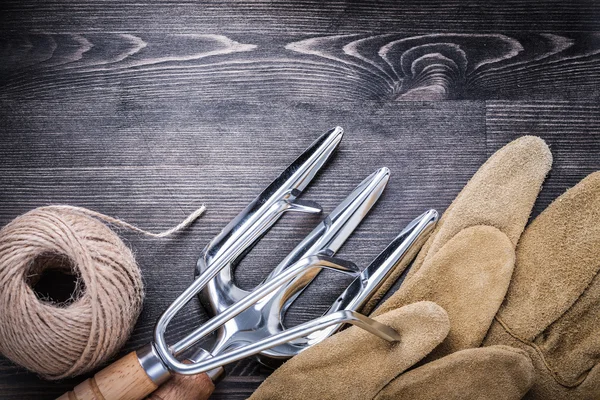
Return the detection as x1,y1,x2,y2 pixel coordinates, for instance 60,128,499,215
373,225,514,359
407,136,551,281
492,171,600,339
485,321,600,400
373,345,535,400
250,301,449,400
485,171,600,397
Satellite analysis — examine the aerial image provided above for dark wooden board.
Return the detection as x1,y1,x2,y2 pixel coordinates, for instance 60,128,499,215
2,0,600,33
2,32,600,102
486,101,600,216
1,1,600,399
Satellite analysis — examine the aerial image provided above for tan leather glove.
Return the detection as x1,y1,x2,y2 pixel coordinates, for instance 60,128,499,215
484,171,600,399
251,301,450,400
251,136,552,400
374,345,535,400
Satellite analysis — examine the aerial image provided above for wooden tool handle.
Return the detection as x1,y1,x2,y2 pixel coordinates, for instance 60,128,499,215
146,372,214,400
57,351,161,400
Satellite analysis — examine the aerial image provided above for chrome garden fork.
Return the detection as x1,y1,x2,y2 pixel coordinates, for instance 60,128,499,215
58,127,437,400
152,127,438,375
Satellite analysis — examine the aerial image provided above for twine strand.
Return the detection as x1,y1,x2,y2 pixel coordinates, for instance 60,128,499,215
41,204,206,238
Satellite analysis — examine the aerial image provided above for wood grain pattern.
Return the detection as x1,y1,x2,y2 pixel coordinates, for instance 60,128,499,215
1,32,600,101
1,1,600,33
1,1,600,399
57,352,159,400
486,101,600,216
147,371,214,400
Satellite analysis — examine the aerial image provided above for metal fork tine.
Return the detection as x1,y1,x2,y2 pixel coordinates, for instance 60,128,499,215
201,127,343,269
267,167,390,279
180,168,390,358
188,309,401,375
150,127,439,378
153,128,344,373
302,209,438,345
198,167,391,319
172,255,359,355
257,167,391,315
160,167,395,374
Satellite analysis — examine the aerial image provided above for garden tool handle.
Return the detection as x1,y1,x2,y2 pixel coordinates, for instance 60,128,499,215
57,347,219,400
56,351,163,400
146,371,215,400
146,355,221,400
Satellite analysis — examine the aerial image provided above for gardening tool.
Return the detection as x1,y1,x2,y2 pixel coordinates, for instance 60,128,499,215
58,127,437,400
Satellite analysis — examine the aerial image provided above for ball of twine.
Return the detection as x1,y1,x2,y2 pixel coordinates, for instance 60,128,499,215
0,205,204,380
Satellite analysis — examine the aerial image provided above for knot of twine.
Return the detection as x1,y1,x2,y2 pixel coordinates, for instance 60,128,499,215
0,205,204,380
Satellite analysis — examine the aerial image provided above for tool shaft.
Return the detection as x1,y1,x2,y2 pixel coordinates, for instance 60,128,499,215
56,351,163,400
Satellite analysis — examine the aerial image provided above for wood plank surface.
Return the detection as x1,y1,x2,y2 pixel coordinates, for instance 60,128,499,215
2,1,600,33
2,32,600,102
1,1,600,399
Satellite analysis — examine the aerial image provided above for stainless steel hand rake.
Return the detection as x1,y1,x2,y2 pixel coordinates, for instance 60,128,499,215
59,127,438,400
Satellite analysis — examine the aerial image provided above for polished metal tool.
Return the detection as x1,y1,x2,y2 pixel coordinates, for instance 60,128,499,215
58,127,438,400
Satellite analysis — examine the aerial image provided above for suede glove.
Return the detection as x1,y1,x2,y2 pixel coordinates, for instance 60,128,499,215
374,345,535,400
251,301,450,400
251,136,552,400
484,171,600,400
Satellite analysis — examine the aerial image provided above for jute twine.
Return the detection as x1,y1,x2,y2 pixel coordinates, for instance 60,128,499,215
0,205,204,380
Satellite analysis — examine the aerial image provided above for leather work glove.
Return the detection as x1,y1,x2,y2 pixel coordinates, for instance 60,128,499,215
251,135,552,400
373,345,535,400
484,171,600,400
252,301,450,400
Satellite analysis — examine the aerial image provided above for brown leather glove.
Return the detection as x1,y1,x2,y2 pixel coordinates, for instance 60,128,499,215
251,136,552,400
374,345,535,400
251,301,450,400
484,171,600,399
